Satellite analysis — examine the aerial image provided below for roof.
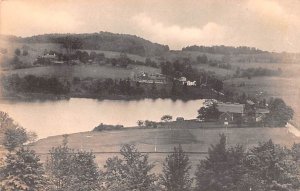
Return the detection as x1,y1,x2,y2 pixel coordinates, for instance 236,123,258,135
246,100,255,105
219,112,233,118
217,103,244,114
255,108,270,114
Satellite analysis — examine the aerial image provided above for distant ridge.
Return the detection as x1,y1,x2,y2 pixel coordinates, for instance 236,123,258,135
1,32,170,57
182,45,268,55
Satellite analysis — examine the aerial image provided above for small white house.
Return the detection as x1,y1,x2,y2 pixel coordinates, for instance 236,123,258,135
187,81,196,86
178,77,187,83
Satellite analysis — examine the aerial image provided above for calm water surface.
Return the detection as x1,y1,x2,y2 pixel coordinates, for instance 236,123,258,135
0,98,204,138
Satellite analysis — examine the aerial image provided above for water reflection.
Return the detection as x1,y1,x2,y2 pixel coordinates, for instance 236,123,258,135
0,98,204,138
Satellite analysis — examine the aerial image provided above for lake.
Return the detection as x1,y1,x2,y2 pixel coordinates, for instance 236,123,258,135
0,98,204,139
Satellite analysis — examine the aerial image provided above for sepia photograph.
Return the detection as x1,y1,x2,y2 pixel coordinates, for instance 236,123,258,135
0,0,300,190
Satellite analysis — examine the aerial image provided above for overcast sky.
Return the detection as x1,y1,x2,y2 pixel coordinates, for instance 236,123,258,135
1,0,300,52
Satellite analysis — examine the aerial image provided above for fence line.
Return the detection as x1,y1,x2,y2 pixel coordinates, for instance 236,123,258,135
36,151,209,155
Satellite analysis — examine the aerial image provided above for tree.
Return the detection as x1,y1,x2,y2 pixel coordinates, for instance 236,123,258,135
243,140,300,190
197,103,220,121
46,136,101,191
3,125,28,151
194,134,246,191
137,120,145,127
27,131,38,144
159,145,192,191
14,48,21,56
46,136,74,190
265,98,293,127
103,144,157,191
23,49,29,56
68,151,101,191
196,55,208,64
60,36,82,59
0,147,47,191
0,111,15,130
161,115,173,122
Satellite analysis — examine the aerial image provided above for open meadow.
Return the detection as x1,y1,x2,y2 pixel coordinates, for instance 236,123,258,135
31,126,300,174
1,65,160,80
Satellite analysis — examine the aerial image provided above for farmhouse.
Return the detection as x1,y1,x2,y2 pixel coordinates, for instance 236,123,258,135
217,103,245,124
186,81,197,86
255,108,270,122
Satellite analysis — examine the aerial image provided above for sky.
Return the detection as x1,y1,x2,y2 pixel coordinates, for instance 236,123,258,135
1,0,300,52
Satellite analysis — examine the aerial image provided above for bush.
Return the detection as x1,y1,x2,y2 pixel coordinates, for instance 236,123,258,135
93,123,124,131
3,126,28,151
144,120,158,128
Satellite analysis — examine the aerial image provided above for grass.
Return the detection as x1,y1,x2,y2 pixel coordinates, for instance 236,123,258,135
31,126,300,174
1,65,160,80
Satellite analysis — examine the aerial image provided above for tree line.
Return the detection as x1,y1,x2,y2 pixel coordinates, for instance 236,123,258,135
160,60,224,92
183,45,266,55
1,134,299,191
2,74,220,100
2,74,70,95
0,112,299,190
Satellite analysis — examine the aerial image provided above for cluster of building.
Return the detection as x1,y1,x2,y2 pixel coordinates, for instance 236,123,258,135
37,53,64,65
216,100,270,125
176,77,197,86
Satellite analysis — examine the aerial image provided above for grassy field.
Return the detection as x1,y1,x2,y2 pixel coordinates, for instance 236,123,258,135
1,65,160,80
31,126,300,174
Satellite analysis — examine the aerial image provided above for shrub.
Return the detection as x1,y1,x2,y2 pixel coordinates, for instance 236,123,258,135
93,123,124,131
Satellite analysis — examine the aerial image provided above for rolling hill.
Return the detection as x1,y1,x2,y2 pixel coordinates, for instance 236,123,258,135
1,32,169,57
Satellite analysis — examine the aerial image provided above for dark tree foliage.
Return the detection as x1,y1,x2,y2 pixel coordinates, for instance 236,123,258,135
90,78,145,96
46,139,74,190
183,45,265,54
0,147,47,191
265,98,294,127
243,140,300,191
21,32,169,56
59,36,83,56
75,50,89,63
2,75,70,95
103,144,157,191
68,151,101,191
195,136,300,191
159,145,192,191
93,123,124,131
3,126,28,151
23,49,29,56
46,136,101,191
197,103,220,121
196,54,208,64
14,48,21,56
160,60,223,92
195,134,246,191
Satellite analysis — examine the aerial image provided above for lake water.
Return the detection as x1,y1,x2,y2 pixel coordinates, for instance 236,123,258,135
0,98,204,139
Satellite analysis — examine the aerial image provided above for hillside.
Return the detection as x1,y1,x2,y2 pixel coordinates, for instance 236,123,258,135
1,32,169,57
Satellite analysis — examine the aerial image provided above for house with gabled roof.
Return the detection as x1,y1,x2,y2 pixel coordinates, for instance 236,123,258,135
217,103,245,124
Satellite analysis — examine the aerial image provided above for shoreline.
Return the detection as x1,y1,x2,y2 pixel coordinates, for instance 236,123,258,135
0,92,208,102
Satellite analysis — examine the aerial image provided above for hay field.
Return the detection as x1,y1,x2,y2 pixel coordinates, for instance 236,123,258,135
31,127,300,174
1,65,160,79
